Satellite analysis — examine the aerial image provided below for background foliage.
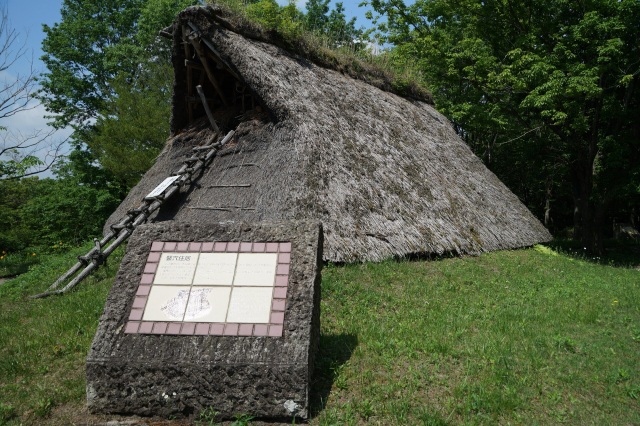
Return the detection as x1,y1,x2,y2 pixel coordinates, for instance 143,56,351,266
1,0,371,272
2,0,639,268
365,0,640,252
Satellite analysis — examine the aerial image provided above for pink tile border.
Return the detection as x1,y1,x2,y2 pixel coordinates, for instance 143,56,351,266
272,299,286,311
167,323,182,334
129,309,143,321
210,323,225,334
136,285,151,296
224,323,239,336
125,241,292,337
147,252,161,262
238,324,253,336
195,323,209,335
180,322,196,335
150,242,164,252
143,263,157,274
254,324,269,336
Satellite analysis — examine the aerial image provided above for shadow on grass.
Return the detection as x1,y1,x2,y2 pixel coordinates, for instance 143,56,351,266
310,333,358,418
546,239,640,268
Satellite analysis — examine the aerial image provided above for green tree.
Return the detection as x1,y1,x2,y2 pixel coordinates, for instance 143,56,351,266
367,0,640,251
0,155,121,251
87,65,172,188
0,177,38,251
39,0,199,188
304,0,364,47
84,0,197,187
19,176,120,247
326,2,361,44
305,0,330,32
39,0,146,130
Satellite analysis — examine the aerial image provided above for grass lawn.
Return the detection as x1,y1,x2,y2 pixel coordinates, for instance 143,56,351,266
0,243,638,425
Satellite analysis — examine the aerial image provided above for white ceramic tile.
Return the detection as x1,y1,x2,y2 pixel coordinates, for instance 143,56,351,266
192,253,238,285
142,286,191,321
185,286,231,322
226,287,273,323
153,252,199,285
233,253,278,287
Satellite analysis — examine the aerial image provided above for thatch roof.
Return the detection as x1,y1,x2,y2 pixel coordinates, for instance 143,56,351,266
106,5,551,263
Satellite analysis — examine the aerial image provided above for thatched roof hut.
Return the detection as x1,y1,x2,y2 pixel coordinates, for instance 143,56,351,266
106,5,551,263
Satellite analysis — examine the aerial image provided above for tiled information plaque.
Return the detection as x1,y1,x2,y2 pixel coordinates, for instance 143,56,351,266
87,221,322,421
125,241,291,337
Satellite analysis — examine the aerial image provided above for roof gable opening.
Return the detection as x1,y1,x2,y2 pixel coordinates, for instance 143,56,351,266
171,19,264,135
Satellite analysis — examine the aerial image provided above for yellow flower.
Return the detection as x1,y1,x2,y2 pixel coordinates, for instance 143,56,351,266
32,253,36,256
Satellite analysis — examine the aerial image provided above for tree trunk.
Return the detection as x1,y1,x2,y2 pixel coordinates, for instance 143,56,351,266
544,175,553,230
572,164,594,250
571,128,602,253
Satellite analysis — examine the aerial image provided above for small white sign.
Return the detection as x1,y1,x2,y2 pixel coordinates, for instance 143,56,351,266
233,253,278,286
154,252,199,285
145,176,180,199
193,253,238,285
227,287,273,323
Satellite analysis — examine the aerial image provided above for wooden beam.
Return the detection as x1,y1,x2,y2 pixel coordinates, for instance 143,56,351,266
182,25,194,123
187,21,242,81
196,85,220,133
189,35,228,106
185,59,203,70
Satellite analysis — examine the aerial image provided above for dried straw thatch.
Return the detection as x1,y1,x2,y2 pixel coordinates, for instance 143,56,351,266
106,5,551,262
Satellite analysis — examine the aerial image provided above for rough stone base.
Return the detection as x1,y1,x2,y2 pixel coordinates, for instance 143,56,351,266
86,220,322,420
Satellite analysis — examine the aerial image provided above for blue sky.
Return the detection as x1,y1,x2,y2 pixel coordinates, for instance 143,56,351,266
2,0,377,177
2,0,68,177
279,0,374,28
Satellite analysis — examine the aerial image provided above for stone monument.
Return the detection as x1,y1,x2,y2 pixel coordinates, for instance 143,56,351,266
86,220,322,420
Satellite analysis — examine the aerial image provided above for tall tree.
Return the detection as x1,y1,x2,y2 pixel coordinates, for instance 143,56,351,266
39,0,146,130
367,0,640,251
39,0,199,188
305,0,330,32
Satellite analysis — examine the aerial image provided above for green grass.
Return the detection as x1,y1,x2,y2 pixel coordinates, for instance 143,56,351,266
0,251,41,278
0,242,122,425
0,243,638,425
313,245,640,425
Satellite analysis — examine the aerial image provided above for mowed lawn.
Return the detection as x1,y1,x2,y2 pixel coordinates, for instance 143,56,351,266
0,243,638,425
